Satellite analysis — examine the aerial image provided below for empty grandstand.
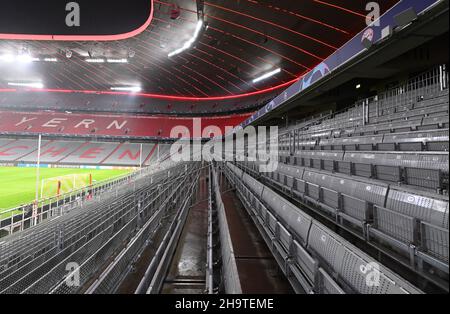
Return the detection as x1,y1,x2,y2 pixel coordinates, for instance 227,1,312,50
0,0,448,302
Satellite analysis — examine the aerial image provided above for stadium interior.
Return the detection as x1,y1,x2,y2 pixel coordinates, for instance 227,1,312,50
0,0,448,297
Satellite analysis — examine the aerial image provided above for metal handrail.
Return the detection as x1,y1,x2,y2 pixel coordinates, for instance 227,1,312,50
0,157,176,236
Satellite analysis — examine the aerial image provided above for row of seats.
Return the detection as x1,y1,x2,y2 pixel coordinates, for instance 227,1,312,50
237,160,449,274
314,129,449,152
0,162,197,293
225,162,422,294
306,90,447,135
283,114,449,146
369,100,448,124
0,138,171,166
0,162,190,265
370,87,448,117
282,87,448,144
278,150,449,191
0,91,274,115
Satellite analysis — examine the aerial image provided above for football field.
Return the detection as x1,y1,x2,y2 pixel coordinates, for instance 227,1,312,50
0,167,132,217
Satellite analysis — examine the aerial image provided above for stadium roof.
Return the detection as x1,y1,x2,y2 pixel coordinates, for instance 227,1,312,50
0,0,399,104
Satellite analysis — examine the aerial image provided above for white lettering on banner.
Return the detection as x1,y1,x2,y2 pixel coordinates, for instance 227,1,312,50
106,120,128,130
15,117,37,126
42,118,68,128
74,119,95,129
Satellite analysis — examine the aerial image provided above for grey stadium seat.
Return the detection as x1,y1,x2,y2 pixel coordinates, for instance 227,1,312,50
382,129,449,151
385,187,449,229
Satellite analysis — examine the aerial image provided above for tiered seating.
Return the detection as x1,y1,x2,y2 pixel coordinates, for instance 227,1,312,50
0,138,166,167
282,87,448,149
0,139,51,161
225,162,422,294
102,143,154,166
21,140,83,163
0,162,198,293
278,86,449,192
0,110,249,138
280,150,448,191
60,142,127,164
0,138,14,148
370,88,449,122
0,90,274,115
237,158,449,277
232,83,449,289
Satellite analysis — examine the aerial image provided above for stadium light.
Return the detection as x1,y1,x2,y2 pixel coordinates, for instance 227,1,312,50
356,84,361,89
168,19,203,58
17,54,39,63
86,58,105,63
0,54,15,62
110,86,142,92
252,68,281,83
8,82,44,89
44,58,58,62
107,58,128,63
0,54,39,63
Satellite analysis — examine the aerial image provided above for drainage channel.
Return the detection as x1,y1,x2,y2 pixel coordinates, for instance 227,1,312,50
160,166,209,294
216,168,294,294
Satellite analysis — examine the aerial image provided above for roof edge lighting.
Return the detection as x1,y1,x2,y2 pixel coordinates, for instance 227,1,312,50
110,86,142,92
8,82,44,89
252,68,281,83
168,20,204,58
85,58,105,63
107,58,128,63
0,54,39,63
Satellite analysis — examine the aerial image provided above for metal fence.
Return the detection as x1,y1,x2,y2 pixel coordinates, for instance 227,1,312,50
0,159,180,238
0,161,197,294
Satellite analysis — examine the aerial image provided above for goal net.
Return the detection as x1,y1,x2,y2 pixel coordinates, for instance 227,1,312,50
40,173,92,199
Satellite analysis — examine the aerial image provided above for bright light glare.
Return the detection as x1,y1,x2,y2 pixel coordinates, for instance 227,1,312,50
107,58,128,63
0,54,15,62
168,20,203,57
110,86,142,92
85,58,105,63
252,68,281,83
0,54,39,63
8,82,44,89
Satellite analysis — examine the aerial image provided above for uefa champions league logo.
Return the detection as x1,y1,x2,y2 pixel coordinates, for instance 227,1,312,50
362,28,374,44
301,62,330,91
169,120,279,173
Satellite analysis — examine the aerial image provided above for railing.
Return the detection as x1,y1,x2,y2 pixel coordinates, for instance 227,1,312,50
206,164,215,294
0,162,193,294
210,164,242,294
277,64,449,139
134,166,200,294
376,64,448,108
0,158,177,238
71,165,200,294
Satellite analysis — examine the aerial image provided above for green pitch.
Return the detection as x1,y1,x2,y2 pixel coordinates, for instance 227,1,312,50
0,167,132,218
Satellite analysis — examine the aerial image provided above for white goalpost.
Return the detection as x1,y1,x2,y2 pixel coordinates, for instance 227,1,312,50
40,173,92,199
